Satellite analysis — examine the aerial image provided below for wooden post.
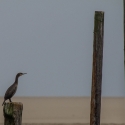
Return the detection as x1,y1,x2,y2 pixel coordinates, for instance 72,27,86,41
3,102,23,125
90,11,104,125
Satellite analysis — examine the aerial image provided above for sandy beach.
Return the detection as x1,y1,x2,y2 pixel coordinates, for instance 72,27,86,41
0,97,124,124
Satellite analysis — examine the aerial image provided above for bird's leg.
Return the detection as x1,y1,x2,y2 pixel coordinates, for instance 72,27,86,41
9,98,12,102
2,100,5,106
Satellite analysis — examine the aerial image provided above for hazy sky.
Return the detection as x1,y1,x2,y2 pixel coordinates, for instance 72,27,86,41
0,0,124,97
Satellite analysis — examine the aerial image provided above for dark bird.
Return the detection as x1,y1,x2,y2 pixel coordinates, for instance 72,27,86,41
2,72,27,106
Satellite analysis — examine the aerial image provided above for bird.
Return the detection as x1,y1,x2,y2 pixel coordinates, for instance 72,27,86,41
2,72,27,106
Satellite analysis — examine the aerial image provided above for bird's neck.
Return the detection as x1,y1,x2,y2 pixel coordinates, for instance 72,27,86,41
15,76,19,83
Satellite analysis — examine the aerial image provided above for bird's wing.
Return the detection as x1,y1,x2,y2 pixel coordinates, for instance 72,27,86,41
4,84,17,99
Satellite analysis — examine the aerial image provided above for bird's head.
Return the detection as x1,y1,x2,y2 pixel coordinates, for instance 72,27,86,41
17,72,27,77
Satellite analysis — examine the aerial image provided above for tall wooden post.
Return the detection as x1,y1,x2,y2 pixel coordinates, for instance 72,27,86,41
90,11,104,125
3,102,23,125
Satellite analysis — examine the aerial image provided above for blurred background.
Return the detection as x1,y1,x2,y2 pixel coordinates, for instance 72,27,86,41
0,0,124,97
0,0,124,124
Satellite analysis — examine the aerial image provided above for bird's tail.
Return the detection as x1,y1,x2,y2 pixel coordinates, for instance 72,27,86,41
2,100,5,106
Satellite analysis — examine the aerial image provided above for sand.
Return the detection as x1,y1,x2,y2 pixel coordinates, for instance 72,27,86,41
0,97,124,124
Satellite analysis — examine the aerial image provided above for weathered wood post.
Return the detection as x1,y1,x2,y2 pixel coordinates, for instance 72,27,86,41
90,11,104,125
3,102,23,125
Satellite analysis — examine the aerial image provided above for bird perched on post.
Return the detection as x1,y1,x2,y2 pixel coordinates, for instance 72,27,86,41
2,72,27,106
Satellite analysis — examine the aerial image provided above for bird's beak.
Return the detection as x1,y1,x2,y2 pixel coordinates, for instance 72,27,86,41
23,73,27,75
